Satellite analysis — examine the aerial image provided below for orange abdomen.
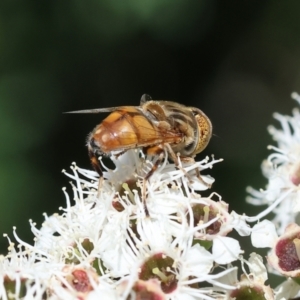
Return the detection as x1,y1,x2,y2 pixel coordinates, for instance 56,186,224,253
91,108,162,153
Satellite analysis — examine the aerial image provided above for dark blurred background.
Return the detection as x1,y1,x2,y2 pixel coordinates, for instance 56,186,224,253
1,0,300,254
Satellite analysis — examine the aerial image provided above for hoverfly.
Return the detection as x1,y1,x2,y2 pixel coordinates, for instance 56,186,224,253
67,94,212,211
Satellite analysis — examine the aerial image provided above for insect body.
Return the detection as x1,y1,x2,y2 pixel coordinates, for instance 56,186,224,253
68,94,212,178
67,94,212,214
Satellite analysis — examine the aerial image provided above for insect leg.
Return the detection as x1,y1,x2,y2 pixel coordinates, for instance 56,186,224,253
144,150,165,181
88,148,103,176
180,156,210,187
87,147,105,197
142,146,165,216
164,143,191,176
164,143,210,187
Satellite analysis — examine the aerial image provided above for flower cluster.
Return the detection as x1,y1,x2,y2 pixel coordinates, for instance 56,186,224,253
1,147,267,299
5,94,300,299
247,92,300,234
247,93,300,299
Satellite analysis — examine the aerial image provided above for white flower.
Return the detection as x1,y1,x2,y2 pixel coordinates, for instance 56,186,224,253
251,219,278,249
216,253,274,300
274,277,300,300
247,93,300,234
0,148,244,299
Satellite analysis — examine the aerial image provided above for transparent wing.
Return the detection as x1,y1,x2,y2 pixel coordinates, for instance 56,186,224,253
64,106,137,114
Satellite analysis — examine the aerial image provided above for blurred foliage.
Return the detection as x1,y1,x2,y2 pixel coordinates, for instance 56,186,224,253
1,0,300,266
